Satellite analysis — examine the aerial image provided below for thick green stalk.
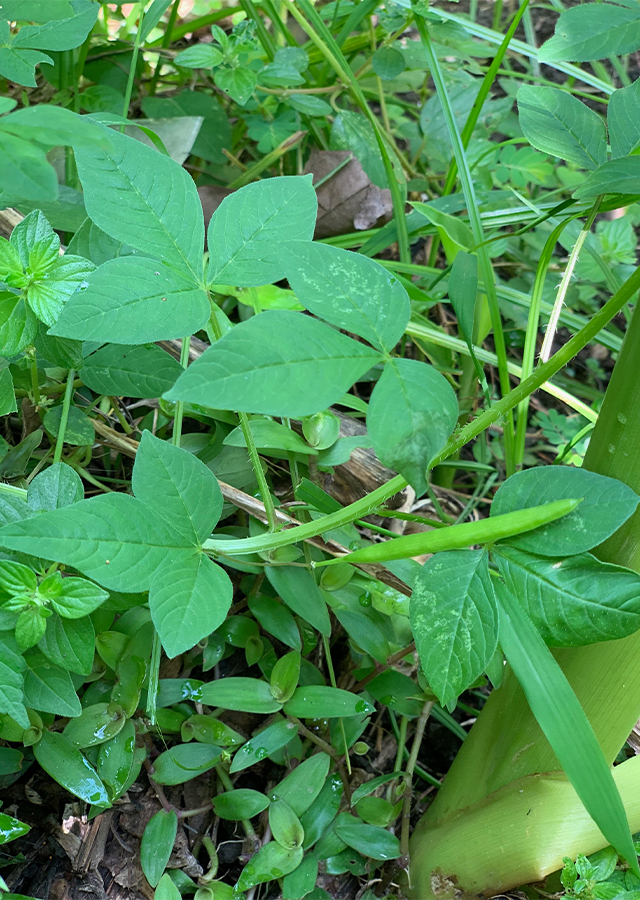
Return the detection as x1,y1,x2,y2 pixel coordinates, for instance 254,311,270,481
410,298,640,894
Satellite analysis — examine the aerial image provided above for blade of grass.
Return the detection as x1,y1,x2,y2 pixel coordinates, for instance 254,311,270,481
415,14,515,473
497,581,640,876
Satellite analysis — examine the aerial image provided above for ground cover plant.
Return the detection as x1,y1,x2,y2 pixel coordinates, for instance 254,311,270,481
3,1,640,898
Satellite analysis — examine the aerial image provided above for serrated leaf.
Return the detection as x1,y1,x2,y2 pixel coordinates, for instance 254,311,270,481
23,650,81,716
166,311,380,417
491,467,639,557
51,256,209,343
207,176,317,286
74,128,204,281
517,85,607,170
280,242,409,352
411,550,498,709
367,357,458,495
214,66,256,106
538,3,640,63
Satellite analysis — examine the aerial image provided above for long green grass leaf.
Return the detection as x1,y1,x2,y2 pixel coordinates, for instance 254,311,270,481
497,582,640,874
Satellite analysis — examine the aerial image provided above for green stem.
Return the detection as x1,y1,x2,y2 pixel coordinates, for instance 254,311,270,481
147,0,180,95
146,631,162,725
172,336,191,448
240,0,276,60
121,0,147,121
30,351,40,409
53,369,76,465
401,701,434,859
204,263,640,559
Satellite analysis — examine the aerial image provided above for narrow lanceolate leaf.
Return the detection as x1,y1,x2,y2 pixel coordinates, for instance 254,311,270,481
165,311,381,418
517,85,607,170
150,553,232,658
207,175,317,286
494,545,640,647
448,251,478,346
0,633,28,728
141,809,178,888
574,157,640,201
367,358,458,495
81,343,183,399
132,433,223,545
51,257,209,343
497,582,640,875
538,4,640,63
280,242,410,352
74,129,205,281
411,550,498,710
266,566,331,636
608,79,640,158
491,467,639,557
34,732,109,807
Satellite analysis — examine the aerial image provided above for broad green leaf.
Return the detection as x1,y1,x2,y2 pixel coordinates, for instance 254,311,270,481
280,242,409,352
448,250,477,345
0,429,42,479
27,254,95,327
497,582,639,873
0,560,36,594
51,257,209,343
154,874,181,900
34,324,83,369
0,368,16,416
230,719,298,772
67,217,126,266
247,596,301,650
207,176,317,286
608,79,640,158
491,467,639,556
165,311,381,418
39,572,108,619
411,550,498,710
0,132,57,199
27,462,84,510
269,799,304,850
43,405,94,446
517,85,607,170
38,613,95,675
334,608,390,664
237,842,303,891
141,92,231,164
13,1,98,51
494,545,640,647
224,418,318,455
175,44,224,69
412,202,474,256
288,94,332,116
270,650,301,703
180,713,243,747
34,731,109,806
74,128,204,281
272,752,331,816
575,157,640,200
152,743,222,784
283,686,374,719
150,553,232,658
538,4,640,63
23,649,81,716
366,670,425,717
0,294,36,355
0,106,112,151
334,823,400,861
351,772,404,805
214,66,256,106
367,357,458,495
63,702,125,748
0,494,193,592
300,773,343,849
331,110,386,188
372,46,405,80
141,809,178,887
15,606,47,650
97,719,137,797
266,566,331,636
0,632,28,728
282,854,318,898
82,343,183,399
199,677,283,713
0,2,74,20
213,789,271,820
0,26,52,86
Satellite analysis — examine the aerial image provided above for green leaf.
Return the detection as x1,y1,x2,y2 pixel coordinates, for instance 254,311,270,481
0,294,36,356
214,66,256,106
334,609,390,664
300,772,343,849
213,789,271,820
74,128,204,281
575,157,640,200
491,467,639,557
0,368,16,416
412,202,474,256
269,798,304,850
496,581,639,873
66,217,125,266
280,242,409,352
288,94,332,116
372,46,405,80
40,573,108,619
237,842,303,891
608,79,640,158
63,702,126,748
0,31,52,87
175,44,223,68
207,176,317,287
0,131,57,199
517,85,607,170
266,566,331,636
333,822,401,861
141,809,178,887
82,344,182,399
34,324,83,369
27,254,94,327
28,462,83,510
38,613,95,675
224,419,318,455
367,358,458,495
13,1,98,51
199,677,283,713
154,874,182,900
23,649,81,716
0,2,74,21
272,752,330,816
538,3,640,63
230,719,298,773
448,250,477,345
270,650,301,704
181,713,243,747
51,256,209,343
0,105,112,151
33,731,109,806
97,718,137,798
411,550,498,710
366,670,425,717
0,633,28,728
0,812,29,845
152,743,222,785
494,545,640,647
15,606,48,650
43,405,94,446
247,596,301,650
139,0,173,42
331,110,386,188
0,559,36,594
166,311,380,418
150,553,232,658
283,686,374,719
141,92,231,164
